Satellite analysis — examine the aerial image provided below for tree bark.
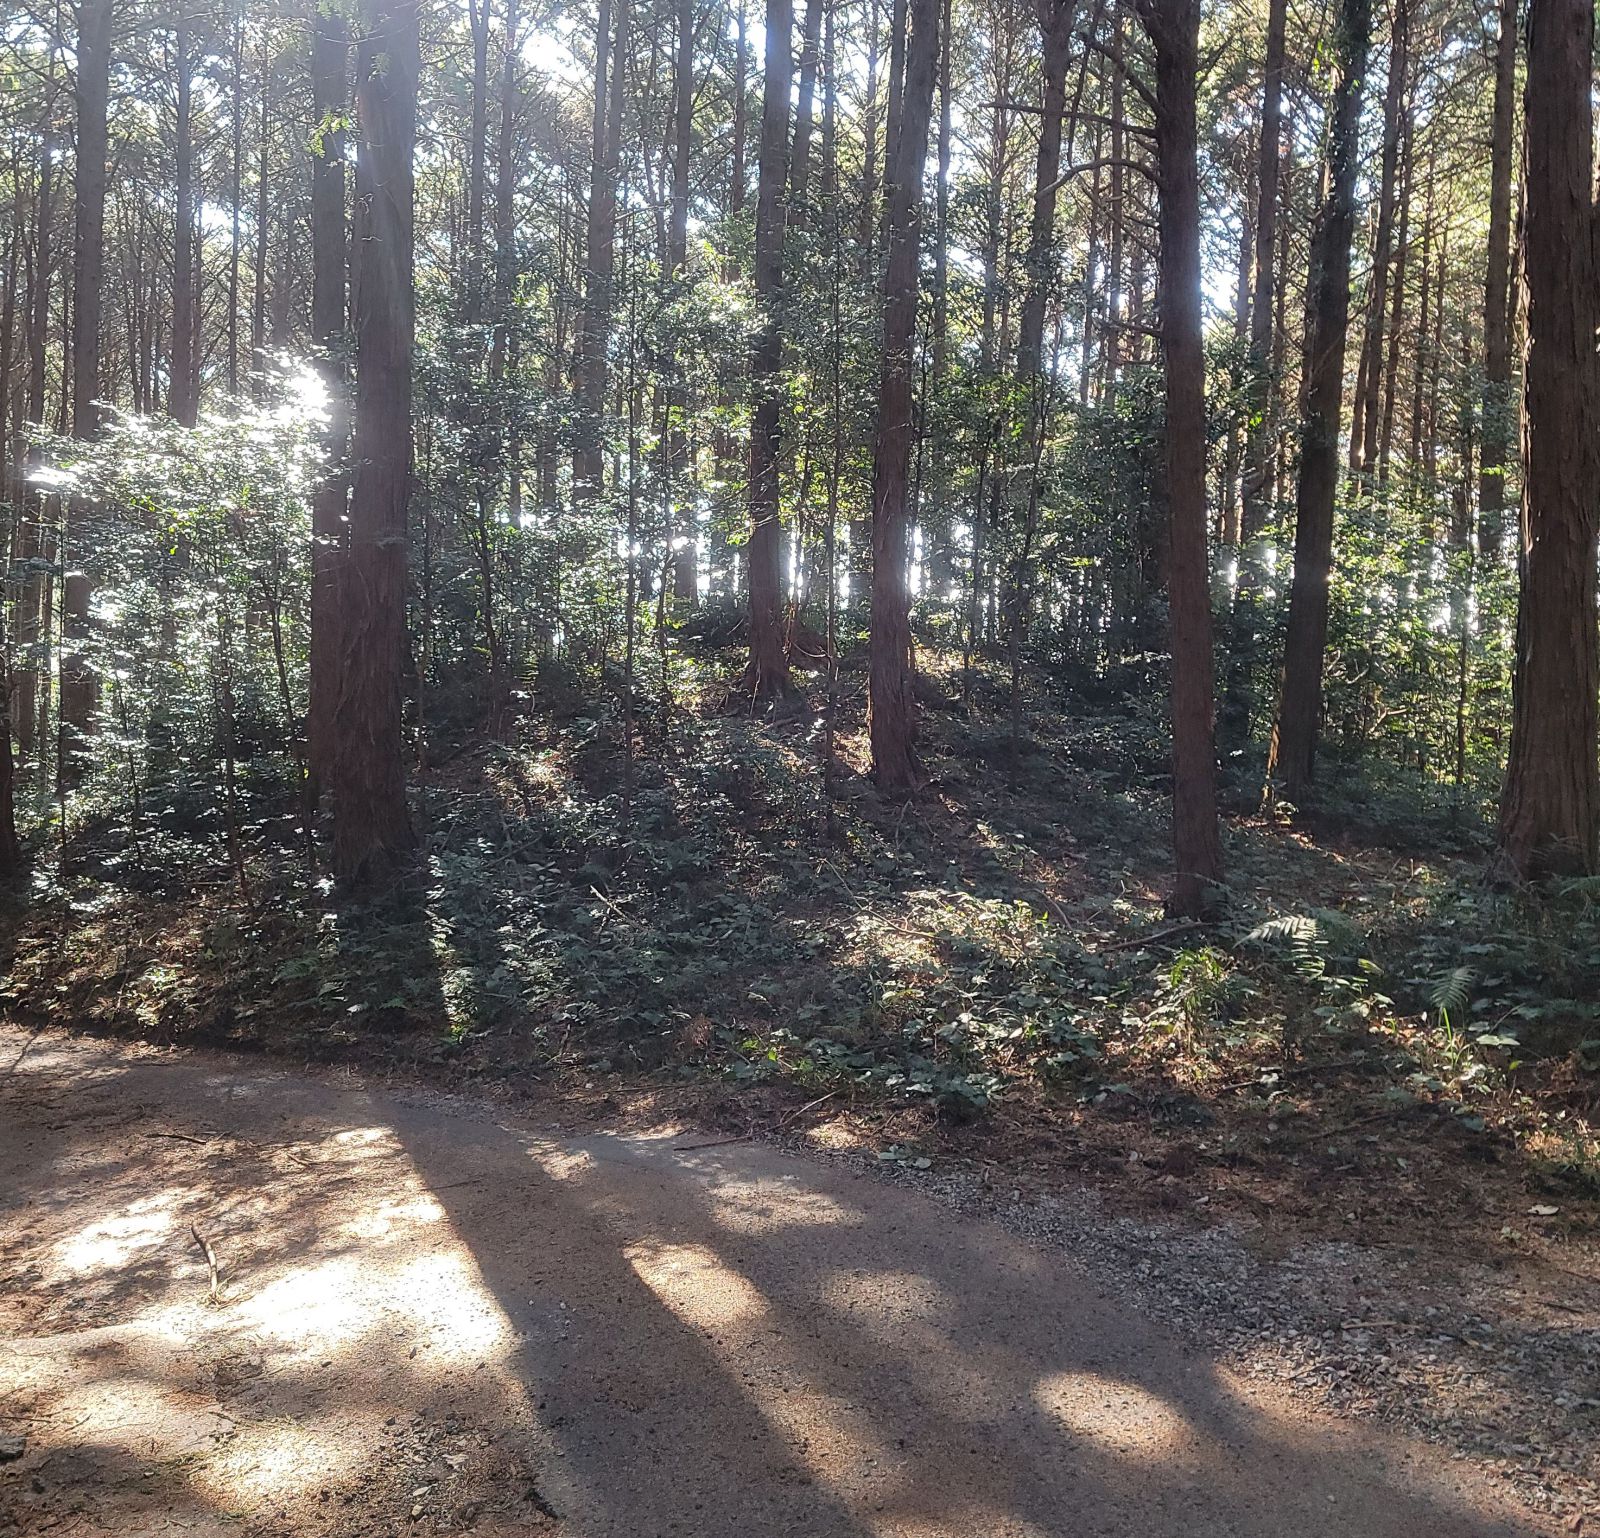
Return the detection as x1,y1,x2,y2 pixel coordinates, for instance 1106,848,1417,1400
742,0,793,697
731,0,749,218
573,0,629,502
1478,0,1518,559
229,14,244,394
1139,0,1224,914
867,0,940,790
307,0,348,812
1349,0,1408,476
494,0,521,519
1015,0,1075,384
1495,0,1599,880
1005,0,1076,735
252,30,272,396
1376,109,1412,486
332,0,419,883
668,0,697,601
1265,0,1371,803
60,0,112,775
170,17,198,428
14,110,53,765
790,0,824,221
1239,0,1285,544
466,0,490,323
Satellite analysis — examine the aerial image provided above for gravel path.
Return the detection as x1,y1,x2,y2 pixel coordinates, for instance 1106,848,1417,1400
0,1027,1573,1537
811,1145,1600,1526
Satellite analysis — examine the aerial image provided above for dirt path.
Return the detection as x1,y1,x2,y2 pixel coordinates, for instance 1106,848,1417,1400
0,1027,1560,1537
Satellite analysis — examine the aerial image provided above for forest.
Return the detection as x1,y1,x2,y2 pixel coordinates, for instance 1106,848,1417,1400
2,0,1597,1143
1,0,1599,1526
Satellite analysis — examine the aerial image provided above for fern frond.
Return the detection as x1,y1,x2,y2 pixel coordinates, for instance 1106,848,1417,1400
1430,965,1475,1028
1242,914,1327,979
1244,915,1320,947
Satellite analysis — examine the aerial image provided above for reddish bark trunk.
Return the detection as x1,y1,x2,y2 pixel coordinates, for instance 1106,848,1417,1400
1349,0,1408,475
573,0,628,502
1239,0,1285,543
867,0,940,790
466,0,490,324
60,0,111,776
1495,0,1599,880
307,1,349,812
170,19,198,428
1015,0,1075,384
742,0,794,698
1265,0,1370,803
332,0,419,883
1139,0,1224,914
668,0,697,602
1477,0,1518,559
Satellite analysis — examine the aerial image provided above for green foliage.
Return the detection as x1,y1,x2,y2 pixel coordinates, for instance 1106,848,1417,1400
1428,965,1475,1031
1394,877,1600,1056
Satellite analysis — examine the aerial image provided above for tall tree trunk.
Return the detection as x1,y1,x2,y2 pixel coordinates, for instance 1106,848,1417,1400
1140,0,1224,914
1265,0,1371,803
332,0,419,883
867,0,940,790
573,0,629,502
1102,7,1125,403
60,0,112,777
1495,0,1599,880
1015,0,1075,383
790,0,824,220
251,30,272,395
229,14,244,394
847,6,884,600
856,1,880,280
466,0,490,323
668,0,697,602
1220,191,1251,546
1409,153,1434,468
743,0,793,697
1005,0,1076,731
1222,0,1286,746
1376,110,1412,486
171,18,198,428
1349,0,1408,476
731,0,749,218
1477,0,1518,559
15,111,54,767
306,1,348,812
930,0,953,381
0,213,19,872
494,0,521,518
1239,0,1285,543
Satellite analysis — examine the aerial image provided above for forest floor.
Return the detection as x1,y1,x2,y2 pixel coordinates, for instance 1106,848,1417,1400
0,1024,1580,1537
2,649,1598,1525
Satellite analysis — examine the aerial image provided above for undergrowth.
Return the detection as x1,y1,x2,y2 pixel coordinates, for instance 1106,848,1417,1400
3,651,1597,1202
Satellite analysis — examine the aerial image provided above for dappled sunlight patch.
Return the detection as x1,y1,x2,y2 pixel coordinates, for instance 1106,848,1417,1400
55,1191,186,1277
331,1125,397,1150
235,1255,371,1352
529,1144,597,1180
200,1072,270,1099
54,1373,233,1461
195,1412,364,1505
339,1194,447,1242
395,1251,512,1362
1033,1370,1193,1460
624,1240,768,1325
620,1235,936,1529
229,1224,513,1369
813,1267,951,1330
699,1179,866,1236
